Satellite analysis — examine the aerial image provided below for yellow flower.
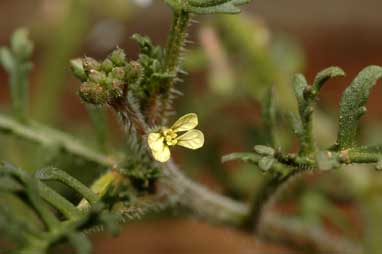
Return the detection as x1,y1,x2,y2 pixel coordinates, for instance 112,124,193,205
148,113,204,162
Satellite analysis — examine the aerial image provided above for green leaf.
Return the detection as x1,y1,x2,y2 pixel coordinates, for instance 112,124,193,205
289,112,303,137
223,151,273,171
292,68,344,155
254,145,275,156
261,88,278,146
0,47,15,72
132,34,162,60
292,74,316,155
293,74,308,108
70,59,87,82
316,151,340,171
312,66,345,95
35,167,98,205
222,152,292,177
165,0,251,14
0,175,23,192
221,152,260,164
0,28,34,120
10,28,34,61
258,156,275,172
337,66,382,149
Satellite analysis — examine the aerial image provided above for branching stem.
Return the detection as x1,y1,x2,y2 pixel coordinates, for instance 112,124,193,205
0,113,364,253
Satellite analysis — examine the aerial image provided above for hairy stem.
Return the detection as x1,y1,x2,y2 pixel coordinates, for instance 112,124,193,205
0,114,246,224
164,10,190,73
162,160,249,225
160,10,190,123
0,113,362,253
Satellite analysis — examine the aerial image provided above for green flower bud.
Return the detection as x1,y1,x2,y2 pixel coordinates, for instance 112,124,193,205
70,59,87,81
79,82,109,105
83,57,100,74
110,67,126,80
110,80,124,99
104,76,113,87
109,48,126,66
101,58,114,73
88,70,107,84
126,61,142,82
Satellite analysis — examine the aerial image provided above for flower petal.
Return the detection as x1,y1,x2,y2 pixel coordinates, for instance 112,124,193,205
152,145,171,162
148,132,164,151
176,130,204,150
170,113,198,132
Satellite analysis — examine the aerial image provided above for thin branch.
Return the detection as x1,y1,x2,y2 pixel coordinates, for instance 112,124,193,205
261,212,363,254
242,173,297,232
0,113,248,224
0,114,112,166
162,160,249,225
0,113,362,253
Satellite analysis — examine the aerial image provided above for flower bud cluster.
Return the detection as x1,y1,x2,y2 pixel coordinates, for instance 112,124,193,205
71,48,142,105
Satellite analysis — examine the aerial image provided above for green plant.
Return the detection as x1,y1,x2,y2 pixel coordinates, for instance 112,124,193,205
0,1,381,254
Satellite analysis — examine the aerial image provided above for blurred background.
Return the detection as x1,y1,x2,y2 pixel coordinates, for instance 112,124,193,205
0,0,382,253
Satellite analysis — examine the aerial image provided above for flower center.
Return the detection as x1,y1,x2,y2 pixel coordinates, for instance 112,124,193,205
161,128,178,146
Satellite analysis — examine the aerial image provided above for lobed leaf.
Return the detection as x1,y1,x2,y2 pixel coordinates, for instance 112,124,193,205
10,28,34,61
35,167,99,205
0,162,125,254
292,74,308,108
222,152,260,164
0,47,14,72
261,88,278,147
0,28,34,120
337,66,382,149
312,66,345,95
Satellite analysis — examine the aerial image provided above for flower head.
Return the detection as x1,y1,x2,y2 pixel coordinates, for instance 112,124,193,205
148,113,204,162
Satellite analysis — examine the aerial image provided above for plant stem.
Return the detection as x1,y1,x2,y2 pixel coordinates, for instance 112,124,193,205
0,114,112,166
0,113,363,253
163,160,249,225
164,10,190,73
0,114,247,224
9,63,30,121
38,181,81,219
261,212,362,254
77,169,122,210
160,10,190,123
242,173,297,232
